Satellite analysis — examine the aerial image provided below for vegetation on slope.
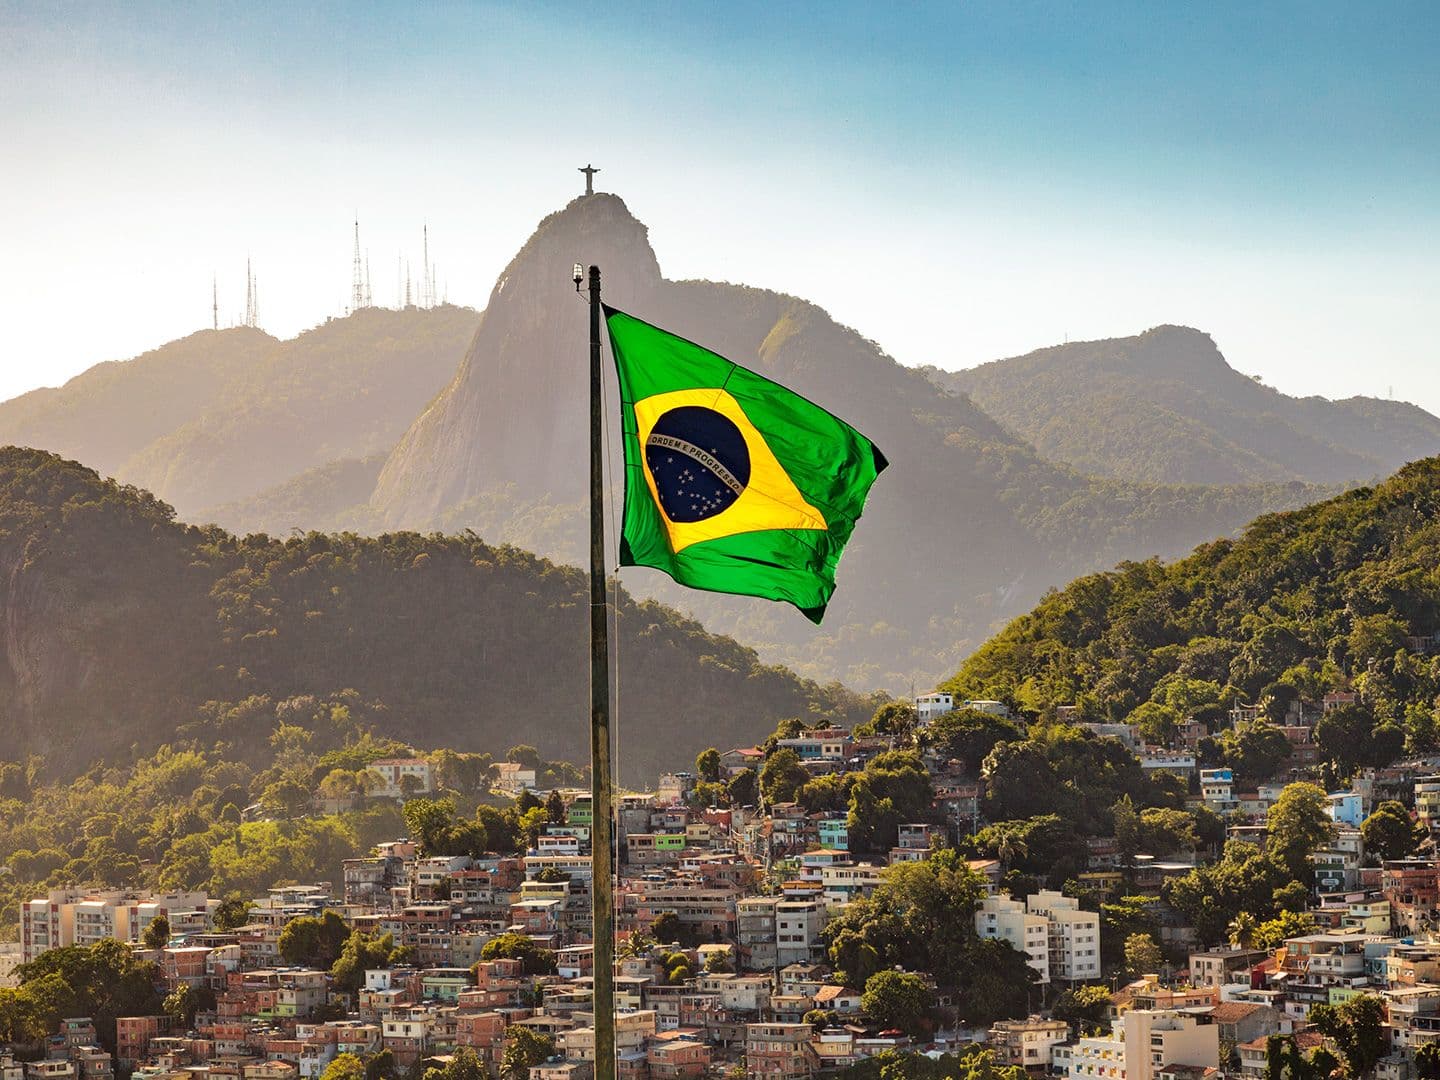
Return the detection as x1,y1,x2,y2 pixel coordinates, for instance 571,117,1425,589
0,448,872,781
944,456,1440,760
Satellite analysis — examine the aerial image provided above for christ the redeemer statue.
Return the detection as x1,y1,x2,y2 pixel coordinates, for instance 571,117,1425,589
580,164,600,196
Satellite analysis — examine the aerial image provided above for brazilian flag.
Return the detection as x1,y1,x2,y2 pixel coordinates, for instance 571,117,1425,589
605,306,887,623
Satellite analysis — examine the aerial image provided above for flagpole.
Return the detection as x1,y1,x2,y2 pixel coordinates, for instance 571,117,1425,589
587,263,617,1080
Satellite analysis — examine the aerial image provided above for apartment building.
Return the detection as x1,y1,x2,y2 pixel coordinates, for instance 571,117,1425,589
1068,1010,1219,1080
1028,890,1103,984
975,897,1050,985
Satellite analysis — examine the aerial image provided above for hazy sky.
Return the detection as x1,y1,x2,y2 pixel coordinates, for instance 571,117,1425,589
2,1,1437,410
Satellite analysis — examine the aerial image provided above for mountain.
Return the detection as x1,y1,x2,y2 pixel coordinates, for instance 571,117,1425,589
0,448,872,781
923,327,1440,486
201,454,388,536
943,455,1440,738
368,193,1329,689
0,305,479,517
0,326,278,470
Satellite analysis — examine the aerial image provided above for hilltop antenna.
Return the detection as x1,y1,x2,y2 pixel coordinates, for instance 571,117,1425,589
351,217,366,313
397,254,403,309
212,274,218,331
405,261,412,309
365,251,373,307
244,258,257,328
422,224,432,308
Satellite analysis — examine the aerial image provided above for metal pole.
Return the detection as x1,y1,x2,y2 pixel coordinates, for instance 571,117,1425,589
587,264,616,1080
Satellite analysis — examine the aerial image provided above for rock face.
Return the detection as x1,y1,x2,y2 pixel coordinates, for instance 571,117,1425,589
374,195,663,522
927,326,1440,486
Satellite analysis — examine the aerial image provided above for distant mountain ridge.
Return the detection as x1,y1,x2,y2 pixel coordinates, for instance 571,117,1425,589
0,196,1393,693
0,305,479,517
363,194,1333,689
923,327,1440,486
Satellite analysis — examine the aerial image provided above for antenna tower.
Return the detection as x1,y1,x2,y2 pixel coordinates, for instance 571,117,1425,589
351,218,366,313
365,252,373,307
422,224,431,308
405,261,412,309
212,274,218,331
244,258,258,328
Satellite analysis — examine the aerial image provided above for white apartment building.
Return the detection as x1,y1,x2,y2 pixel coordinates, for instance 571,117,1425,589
20,889,212,963
915,693,954,722
367,758,433,800
1028,890,1102,983
975,897,1051,985
1068,1010,1219,1080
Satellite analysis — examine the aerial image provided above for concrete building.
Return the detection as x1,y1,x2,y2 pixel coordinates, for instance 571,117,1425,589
975,897,1050,985
774,901,826,967
1028,891,1102,983
20,890,211,963
915,693,954,722
1068,1010,1219,1080
989,1018,1070,1071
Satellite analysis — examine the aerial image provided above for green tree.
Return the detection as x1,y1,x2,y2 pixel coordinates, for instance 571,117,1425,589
1252,911,1315,951
320,1053,367,1080
695,748,722,783
861,970,934,1038
1113,795,1141,874
1052,985,1112,1035
823,851,986,988
1360,800,1423,863
760,748,807,805
479,932,556,975
858,701,919,742
331,931,404,994
651,912,682,945
1128,702,1180,747
544,790,566,825
1227,912,1258,948
1216,721,1290,783
500,1027,555,1080
163,983,215,1027
957,938,1038,1026
922,708,1023,773
365,1049,397,1080
1266,782,1333,881
981,742,1066,821
141,914,170,950
1124,933,1163,976
726,769,758,807
1310,994,1386,1079
278,911,351,968
505,745,542,771
1415,1042,1440,1080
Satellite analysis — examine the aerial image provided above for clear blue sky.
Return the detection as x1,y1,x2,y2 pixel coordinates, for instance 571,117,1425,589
2,1,1436,409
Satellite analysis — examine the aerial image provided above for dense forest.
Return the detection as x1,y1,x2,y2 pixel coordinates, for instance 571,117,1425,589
0,448,872,781
926,326,1440,486
944,455,1440,761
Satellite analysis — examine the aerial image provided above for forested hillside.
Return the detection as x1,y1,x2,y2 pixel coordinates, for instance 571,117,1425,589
926,326,1440,486
945,456,1440,763
0,448,871,781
